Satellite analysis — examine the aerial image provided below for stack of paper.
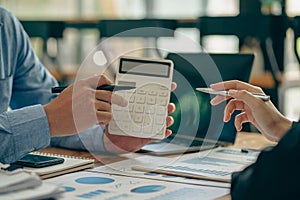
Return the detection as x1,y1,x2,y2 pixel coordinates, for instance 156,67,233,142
0,171,63,200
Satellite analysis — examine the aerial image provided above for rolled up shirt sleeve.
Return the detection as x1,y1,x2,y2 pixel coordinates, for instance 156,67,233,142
0,104,51,164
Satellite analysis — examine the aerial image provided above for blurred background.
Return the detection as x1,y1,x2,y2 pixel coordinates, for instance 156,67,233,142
1,0,300,121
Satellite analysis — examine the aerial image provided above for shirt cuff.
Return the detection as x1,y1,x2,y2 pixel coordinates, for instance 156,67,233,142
7,104,50,160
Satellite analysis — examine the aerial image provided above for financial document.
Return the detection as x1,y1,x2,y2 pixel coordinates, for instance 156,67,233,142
90,147,258,187
46,171,229,200
133,147,259,182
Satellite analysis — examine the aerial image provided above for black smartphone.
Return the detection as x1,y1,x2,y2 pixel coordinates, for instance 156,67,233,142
13,154,64,168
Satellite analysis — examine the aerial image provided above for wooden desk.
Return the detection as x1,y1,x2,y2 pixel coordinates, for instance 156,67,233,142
231,132,276,149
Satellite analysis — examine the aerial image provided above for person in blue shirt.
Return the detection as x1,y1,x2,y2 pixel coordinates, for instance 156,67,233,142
0,7,176,164
210,80,299,199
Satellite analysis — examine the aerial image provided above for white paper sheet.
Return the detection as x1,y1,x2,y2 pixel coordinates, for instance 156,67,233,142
46,171,229,200
89,147,258,188
132,147,259,182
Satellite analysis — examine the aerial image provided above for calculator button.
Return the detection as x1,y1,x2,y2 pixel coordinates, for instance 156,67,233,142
136,95,146,104
129,95,135,103
133,114,143,123
157,97,167,106
137,89,146,95
145,106,155,114
143,115,152,127
159,86,168,90
159,91,168,97
148,90,158,96
147,96,156,105
134,104,144,113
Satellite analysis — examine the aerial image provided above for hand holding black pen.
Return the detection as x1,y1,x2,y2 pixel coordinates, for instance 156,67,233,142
52,85,135,93
43,75,131,137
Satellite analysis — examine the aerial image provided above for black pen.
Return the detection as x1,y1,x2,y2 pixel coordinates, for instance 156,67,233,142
51,85,136,93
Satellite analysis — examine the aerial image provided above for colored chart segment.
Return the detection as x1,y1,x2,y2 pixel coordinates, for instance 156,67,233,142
63,186,76,192
131,185,166,193
77,189,108,199
75,177,115,185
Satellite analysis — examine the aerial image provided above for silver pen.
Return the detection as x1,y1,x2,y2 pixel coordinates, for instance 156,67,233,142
196,88,270,101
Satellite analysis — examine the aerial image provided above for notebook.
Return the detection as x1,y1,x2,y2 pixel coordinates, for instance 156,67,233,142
140,53,254,155
20,152,94,179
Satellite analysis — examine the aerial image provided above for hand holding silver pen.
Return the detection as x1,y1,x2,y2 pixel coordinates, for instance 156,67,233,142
196,87,270,101
204,80,292,142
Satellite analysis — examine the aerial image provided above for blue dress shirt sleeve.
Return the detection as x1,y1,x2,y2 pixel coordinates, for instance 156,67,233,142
0,7,57,163
0,105,51,164
0,7,108,163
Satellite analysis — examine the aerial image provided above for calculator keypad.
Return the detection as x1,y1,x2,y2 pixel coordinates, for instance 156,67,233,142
109,84,169,139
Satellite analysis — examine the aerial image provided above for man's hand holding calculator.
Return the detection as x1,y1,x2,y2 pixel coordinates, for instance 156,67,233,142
104,82,176,153
103,57,176,153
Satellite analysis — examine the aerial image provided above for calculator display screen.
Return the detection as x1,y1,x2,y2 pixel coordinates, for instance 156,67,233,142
119,58,171,78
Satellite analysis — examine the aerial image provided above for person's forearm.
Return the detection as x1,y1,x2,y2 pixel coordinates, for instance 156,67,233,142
0,105,51,164
273,114,293,140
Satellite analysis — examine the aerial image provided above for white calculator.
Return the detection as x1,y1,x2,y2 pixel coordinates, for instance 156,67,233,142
109,57,174,139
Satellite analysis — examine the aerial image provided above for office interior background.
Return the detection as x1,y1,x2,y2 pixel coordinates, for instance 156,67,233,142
1,0,300,122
